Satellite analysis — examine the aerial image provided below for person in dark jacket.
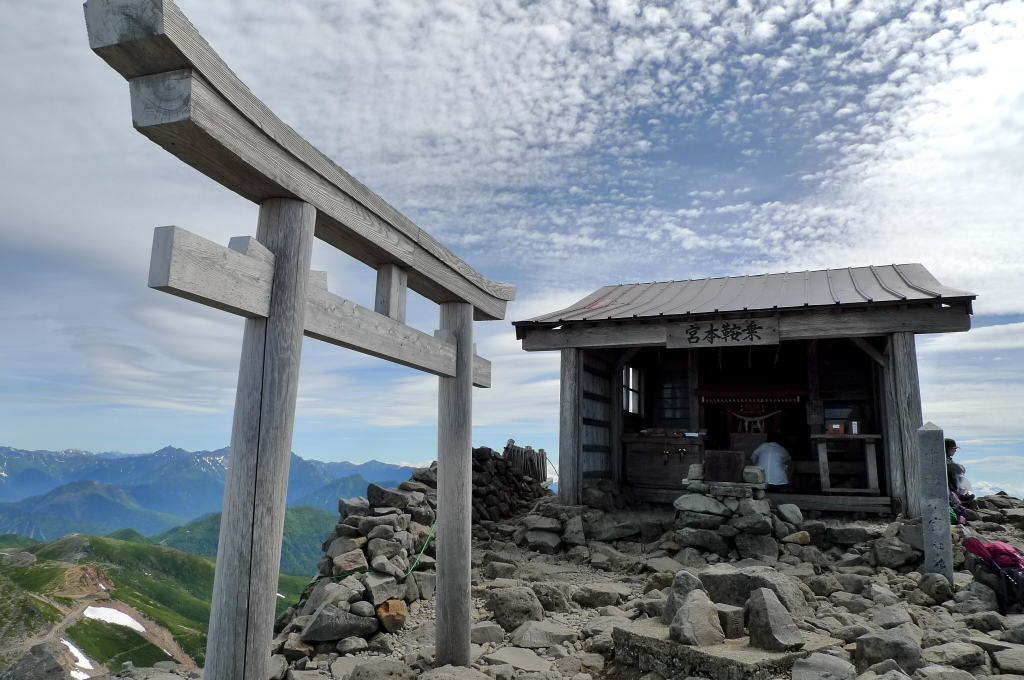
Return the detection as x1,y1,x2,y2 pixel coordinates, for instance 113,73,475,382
946,438,975,503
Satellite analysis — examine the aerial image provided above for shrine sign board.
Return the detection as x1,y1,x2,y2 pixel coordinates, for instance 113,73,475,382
666,317,780,348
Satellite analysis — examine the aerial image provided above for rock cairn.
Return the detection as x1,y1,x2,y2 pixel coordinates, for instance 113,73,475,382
270,446,552,673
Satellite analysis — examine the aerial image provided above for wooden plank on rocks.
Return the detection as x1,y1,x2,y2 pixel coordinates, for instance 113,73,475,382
84,0,515,318
149,226,491,387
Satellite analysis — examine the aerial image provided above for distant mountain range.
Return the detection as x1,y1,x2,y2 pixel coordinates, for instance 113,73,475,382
0,445,416,542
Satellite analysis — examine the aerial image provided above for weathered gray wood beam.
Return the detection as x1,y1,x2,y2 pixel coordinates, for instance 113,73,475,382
851,337,885,366
559,349,582,505
206,198,314,680
375,263,408,324
891,332,924,517
84,0,516,319
882,340,908,513
435,302,474,666
519,306,971,351
149,226,491,387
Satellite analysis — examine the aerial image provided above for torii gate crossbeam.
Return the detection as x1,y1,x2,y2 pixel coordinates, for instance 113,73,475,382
83,1,516,677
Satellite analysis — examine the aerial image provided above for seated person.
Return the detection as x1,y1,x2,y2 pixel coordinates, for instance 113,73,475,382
750,442,791,486
946,438,975,503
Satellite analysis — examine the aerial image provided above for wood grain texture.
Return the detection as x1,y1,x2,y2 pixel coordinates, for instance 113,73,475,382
435,302,473,667
85,0,516,313
891,332,924,518
126,68,509,320
882,340,907,512
559,349,582,504
375,263,408,324
206,198,315,680
764,493,893,513
518,305,970,351
149,226,491,387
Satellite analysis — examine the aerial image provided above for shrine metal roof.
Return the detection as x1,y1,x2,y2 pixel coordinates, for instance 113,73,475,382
515,263,975,326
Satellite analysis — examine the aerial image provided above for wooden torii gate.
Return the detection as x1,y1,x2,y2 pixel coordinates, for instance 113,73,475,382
83,1,516,678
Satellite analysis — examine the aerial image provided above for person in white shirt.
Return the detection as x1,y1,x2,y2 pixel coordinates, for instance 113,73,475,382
750,442,791,486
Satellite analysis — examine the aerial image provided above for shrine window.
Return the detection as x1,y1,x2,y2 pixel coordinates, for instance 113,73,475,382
623,365,643,415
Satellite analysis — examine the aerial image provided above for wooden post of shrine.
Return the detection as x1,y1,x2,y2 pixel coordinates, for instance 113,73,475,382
205,199,315,680
435,302,474,666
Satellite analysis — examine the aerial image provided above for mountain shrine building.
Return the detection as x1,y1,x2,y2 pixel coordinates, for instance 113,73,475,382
513,264,975,517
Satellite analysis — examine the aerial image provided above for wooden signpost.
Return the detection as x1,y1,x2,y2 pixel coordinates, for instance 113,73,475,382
84,1,515,676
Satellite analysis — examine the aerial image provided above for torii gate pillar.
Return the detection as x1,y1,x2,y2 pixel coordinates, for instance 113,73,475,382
206,199,315,680
436,302,474,666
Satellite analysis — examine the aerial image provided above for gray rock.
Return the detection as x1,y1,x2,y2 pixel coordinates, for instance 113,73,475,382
874,605,913,629
0,643,68,680
734,533,779,560
699,564,813,618
918,573,954,604
360,573,398,605
367,483,411,509
855,628,924,674
337,636,369,654
486,587,545,632
485,561,517,579
368,537,403,560
350,600,375,617
745,587,804,652
300,602,380,641
525,530,562,554
661,570,705,624
913,666,975,680
523,515,562,532
531,583,570,612
581,615,632,638
742,466,767,484
805,574,843,597
510,620,577,648
586,516,640,541
826,525,870,544
730,514,774,535
420,666,492,680
677,511,727,530
574,582,631,608
328,536,367,558
340,496,370,518
673,494,731,516
995,647,1024,674
874,536,918,568
483,647,552,673
775,504,803,526
676,528,730,556
418,572,436,600
268,653,288,680
673,547,708,569
669,589,725,646
349,659,415,680
471,620,505,644
715,603,744,639
737,498,771,516
561,516,587,546
921,642,985,669
367,524,396,541
645,556,685,574
791,652,855,680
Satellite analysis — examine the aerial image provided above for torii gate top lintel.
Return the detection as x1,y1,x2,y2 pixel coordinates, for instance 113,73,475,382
83,0,516,321
83,0,512,676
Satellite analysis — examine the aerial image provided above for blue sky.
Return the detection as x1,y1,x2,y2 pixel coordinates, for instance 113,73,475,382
1,0,1023,493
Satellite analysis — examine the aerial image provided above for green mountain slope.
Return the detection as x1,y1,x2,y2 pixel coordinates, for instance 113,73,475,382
0,481,186,540
153,505,336,576
0,534,307,669
0,533,38,549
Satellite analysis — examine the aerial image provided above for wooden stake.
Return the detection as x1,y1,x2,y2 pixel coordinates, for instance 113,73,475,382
375,263,408,323
205,198,315,680
559,348,582,505
435,302,473,667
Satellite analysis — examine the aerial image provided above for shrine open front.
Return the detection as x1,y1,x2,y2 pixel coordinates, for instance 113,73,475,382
514,264,977,516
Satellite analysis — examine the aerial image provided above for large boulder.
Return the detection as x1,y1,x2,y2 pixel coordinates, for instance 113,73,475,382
300,603,380,641
775,504,803,526
486,588,544,632
509,620,577,648
791,653,855,680
673,494,731,516
699,564,813,618
367,483,411,509
676,528,730,556
734,533,779,560
873,537,918,568
574,582,631,608
745,587,804,652
525,530,562,554
661,570,705,624
855,628,924,674
669,590,725,646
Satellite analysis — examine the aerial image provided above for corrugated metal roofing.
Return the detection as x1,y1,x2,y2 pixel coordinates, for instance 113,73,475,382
519,264,975,325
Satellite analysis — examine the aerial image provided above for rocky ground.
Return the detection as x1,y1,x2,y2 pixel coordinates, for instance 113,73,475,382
14,453,1024,680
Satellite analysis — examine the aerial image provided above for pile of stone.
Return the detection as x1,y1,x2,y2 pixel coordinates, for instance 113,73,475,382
270,447,552,672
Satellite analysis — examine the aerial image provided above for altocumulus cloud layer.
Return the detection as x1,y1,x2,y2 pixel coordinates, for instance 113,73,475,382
0,0,1022,484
